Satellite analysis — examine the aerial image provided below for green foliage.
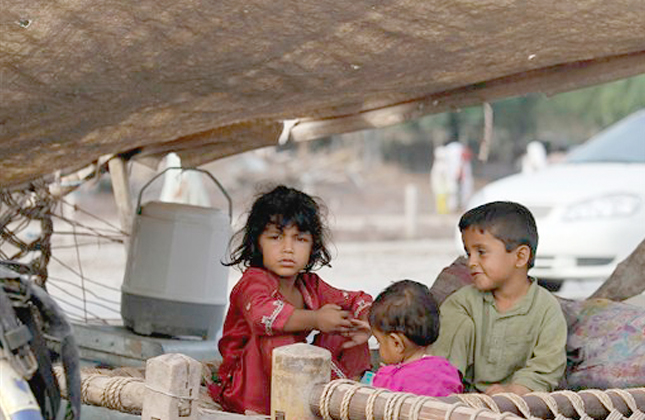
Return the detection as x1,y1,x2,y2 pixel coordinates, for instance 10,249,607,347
337,74,645,169
538,74,645,128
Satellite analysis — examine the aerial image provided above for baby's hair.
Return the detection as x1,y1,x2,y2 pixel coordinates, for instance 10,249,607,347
225,185,332,271
368,280,440,347
459,201,538,268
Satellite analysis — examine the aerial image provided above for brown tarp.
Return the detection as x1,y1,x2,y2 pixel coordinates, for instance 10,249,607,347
2,0,645,189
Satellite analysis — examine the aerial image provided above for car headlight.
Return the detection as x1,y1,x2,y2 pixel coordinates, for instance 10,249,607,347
563,194,641,221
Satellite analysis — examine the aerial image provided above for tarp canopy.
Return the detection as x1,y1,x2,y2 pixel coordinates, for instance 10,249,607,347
2,0,645,189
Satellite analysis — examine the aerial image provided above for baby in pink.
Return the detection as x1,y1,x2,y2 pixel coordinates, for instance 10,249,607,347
367,280,463,396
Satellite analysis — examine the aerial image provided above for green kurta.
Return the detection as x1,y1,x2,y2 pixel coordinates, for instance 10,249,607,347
433,280,567,392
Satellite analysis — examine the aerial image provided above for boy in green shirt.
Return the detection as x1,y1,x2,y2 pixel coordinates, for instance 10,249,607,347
433,201,567,395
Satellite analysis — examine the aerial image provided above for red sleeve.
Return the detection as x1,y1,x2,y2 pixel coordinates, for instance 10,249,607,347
307,274,373,319
233,268,296,336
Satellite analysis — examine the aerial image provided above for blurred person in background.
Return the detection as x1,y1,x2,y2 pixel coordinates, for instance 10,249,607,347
520,141,548,174
436,139,473,213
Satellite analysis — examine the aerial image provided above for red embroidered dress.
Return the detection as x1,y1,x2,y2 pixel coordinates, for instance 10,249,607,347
210,267,372,414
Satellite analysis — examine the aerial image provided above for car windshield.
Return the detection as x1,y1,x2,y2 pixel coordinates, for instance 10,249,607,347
566,110,645,164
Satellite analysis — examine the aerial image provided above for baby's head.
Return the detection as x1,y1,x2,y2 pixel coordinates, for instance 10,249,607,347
459,201,538,269
369,280,440,363
227,185,332,270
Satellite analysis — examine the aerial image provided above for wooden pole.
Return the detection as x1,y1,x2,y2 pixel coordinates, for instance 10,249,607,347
271,343,331,420
309,382,525,420
309,382,645,420
404,184,418,240
141,353,201,420
108,156,134,237
54,365,145,413
442,389,645,420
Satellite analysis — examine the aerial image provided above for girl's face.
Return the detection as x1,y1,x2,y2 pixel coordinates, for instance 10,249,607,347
373,329,404,365
258,223,313,280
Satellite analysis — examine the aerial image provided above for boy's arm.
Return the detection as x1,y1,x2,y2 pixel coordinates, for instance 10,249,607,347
508,301,568,393
432,292,475,376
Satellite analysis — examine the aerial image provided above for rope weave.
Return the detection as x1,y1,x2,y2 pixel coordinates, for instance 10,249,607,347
458,393,502,412
101,377,142,412
528,391,572,420
339,383,362,420
497,392,534,419
580,389,625,420
445,402,468,420
80,373,102,402
409,396,437,420
552,390,593,420
365,388,388,420
608,389,645,420
469,407,491,420
383,392,413,420
319,379,355,420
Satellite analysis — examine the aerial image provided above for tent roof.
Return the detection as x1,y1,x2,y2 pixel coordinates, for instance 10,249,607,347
2,0,645,189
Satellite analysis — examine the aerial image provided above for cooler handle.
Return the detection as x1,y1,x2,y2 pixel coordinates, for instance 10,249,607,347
136,167,232,219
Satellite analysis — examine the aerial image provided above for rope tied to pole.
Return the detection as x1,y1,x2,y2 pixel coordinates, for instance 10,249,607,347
365,388,388,420
552,390,594,420
384,392,414,420
608,389,645,420
445,402,468,420
580,389,625,420
496,392,535,419
339,383,362,420
457,393,502,412
409,395,438,420
101,377,143,412
319,379,356,420
470,407,492,420
528,391,574,420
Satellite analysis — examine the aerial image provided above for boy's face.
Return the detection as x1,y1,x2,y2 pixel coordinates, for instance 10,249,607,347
461,226,523,292
258,223,312,280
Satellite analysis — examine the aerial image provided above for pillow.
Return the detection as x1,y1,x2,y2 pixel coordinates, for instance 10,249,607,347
559,298,645,389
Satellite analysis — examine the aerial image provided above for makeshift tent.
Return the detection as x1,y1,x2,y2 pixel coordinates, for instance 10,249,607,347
2,0,645,189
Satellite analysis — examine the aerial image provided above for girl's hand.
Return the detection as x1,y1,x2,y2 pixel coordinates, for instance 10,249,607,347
315,304,353,333
341,318,371,349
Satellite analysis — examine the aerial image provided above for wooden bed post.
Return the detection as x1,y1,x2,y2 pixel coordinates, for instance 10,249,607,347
141,353,201,420
108,155,134,238
271,343,331,420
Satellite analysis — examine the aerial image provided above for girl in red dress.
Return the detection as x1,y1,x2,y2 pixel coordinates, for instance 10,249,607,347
209,185,372,415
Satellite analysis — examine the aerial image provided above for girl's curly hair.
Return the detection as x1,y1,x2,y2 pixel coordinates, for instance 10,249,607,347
225,185,332,271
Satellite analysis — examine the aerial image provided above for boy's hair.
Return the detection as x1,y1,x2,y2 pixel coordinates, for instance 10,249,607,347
459,201,538,269
226,185,332,271
368,280,440,347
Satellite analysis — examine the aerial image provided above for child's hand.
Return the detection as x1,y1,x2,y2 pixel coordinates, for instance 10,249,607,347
315,304,353,333
341,318,371,349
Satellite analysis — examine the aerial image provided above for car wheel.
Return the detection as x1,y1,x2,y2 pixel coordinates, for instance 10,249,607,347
538,278,564,292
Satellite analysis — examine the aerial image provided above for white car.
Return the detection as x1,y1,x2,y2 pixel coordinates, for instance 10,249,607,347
463,109,645,290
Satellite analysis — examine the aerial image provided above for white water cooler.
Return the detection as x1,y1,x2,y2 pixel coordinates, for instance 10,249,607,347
121,169,232,339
